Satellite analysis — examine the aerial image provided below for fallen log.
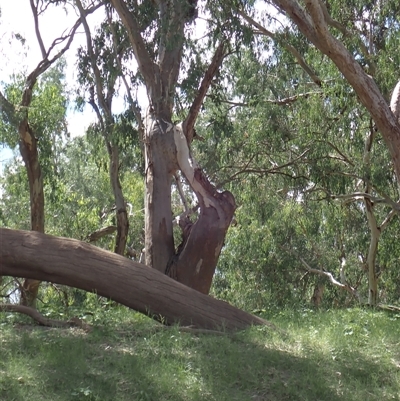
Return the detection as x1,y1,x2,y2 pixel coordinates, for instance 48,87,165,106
0,228,270,331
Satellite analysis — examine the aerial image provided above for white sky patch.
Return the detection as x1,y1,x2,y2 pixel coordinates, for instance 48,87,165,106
0,1,106,139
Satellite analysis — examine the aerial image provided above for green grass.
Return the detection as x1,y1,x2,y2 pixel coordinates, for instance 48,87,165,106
1,307,400,400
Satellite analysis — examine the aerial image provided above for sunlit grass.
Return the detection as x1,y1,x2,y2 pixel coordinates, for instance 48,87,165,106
1,307,399,400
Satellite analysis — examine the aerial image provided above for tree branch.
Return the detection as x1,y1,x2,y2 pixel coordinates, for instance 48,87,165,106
75,0,113,117
0,90,19,128
86,225,117,242
158,0,188,113
183,41,227,141
271,0,400,183
30,0,47,59
237,8,321,86
298,257,361,301
0,304,91,330
107,8,145,138
109,0,156,89
25,2,103,99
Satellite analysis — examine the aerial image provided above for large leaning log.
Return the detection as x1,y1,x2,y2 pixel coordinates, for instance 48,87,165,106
0,228,268,331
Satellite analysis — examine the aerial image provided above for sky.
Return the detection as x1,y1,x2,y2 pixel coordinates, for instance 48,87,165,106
0,0,106,170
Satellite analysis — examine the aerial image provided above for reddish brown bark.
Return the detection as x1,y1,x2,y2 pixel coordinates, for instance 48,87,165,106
0,228,268,331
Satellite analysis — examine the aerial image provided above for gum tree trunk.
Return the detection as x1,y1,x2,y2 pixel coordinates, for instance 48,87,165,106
0,2,100,306
110,0,233,293
18,115,44,306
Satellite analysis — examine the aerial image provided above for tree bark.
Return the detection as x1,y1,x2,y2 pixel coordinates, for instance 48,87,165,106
143,113,176,271
18,117,44,306
364,198,380,305
0,228,268,331
108,1,233,293
110,145,129,255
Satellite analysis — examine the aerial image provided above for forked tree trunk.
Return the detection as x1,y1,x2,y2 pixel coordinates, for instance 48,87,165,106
108,0,234,294
0,228,268,331
143,113,236,294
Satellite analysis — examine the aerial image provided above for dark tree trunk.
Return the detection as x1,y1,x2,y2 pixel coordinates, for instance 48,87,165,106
110,145,129,255
19,105,44,307
0,228,268,331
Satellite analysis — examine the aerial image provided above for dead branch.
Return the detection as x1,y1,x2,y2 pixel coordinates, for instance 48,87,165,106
298,257,361,301
0,304,91,331
86,226,117,242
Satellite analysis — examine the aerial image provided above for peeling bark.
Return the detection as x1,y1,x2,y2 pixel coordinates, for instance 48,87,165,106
166,125,236,293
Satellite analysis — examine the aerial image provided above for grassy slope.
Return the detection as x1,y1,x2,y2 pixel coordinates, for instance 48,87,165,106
1,307,399,401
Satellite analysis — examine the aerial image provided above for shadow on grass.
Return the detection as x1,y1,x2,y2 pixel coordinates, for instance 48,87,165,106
1,319,398,401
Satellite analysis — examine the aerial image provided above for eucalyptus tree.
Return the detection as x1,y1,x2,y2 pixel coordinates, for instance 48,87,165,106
0,0,102,306
74,0,134,256
206,0,400,306
102,0,237,294
0,60,70,305
262,0,400,185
